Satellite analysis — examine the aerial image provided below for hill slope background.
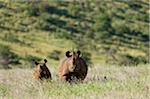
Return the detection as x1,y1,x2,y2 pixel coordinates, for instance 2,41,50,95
0,0,149,69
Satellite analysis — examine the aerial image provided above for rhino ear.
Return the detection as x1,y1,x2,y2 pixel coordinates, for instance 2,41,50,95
44,59,47,63
77,50,81,57
66,51,72,58
34,61,39,65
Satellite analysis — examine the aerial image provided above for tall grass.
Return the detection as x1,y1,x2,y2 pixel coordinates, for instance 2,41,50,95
0,65,149,99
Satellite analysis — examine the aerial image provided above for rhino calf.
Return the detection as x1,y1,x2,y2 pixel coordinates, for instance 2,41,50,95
32,59,52,80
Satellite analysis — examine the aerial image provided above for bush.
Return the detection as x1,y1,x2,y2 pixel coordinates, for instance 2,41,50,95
0,45,21,69
27,3,40,16
4,33,20,43
105,52,149,66
48,50,61,60
93,14,111,32
82,51,92,66
25,55,42,62
24,55,42,68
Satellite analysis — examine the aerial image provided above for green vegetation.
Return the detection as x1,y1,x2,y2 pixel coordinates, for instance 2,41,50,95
0,84,10,97
0,44,21,69
0,1,149,98
0,0,149,68
0,65,149,98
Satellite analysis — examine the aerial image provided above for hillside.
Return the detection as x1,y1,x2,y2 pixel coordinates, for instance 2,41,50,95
0,0,149,68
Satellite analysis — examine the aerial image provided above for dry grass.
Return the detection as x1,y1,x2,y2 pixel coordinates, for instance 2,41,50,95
0,64,149,99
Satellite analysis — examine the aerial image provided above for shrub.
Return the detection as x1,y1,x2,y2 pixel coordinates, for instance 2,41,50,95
24,55,42,68
27,3,40,16
4,33,20,43
82,51,92,66
25,55,42,62
93,14,111,32
105,52,149,66
0,45,21,69
48,50,61,60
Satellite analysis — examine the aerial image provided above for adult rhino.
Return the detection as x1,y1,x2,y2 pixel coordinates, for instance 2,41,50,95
58,50,88,82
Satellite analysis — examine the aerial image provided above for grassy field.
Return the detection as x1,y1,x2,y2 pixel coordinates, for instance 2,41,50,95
0,64,149,99
0,0,149,98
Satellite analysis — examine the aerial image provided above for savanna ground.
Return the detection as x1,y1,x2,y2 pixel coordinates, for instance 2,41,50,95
0,64,149,99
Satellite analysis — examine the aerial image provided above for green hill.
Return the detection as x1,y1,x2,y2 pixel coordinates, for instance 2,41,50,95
0,0,149,68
